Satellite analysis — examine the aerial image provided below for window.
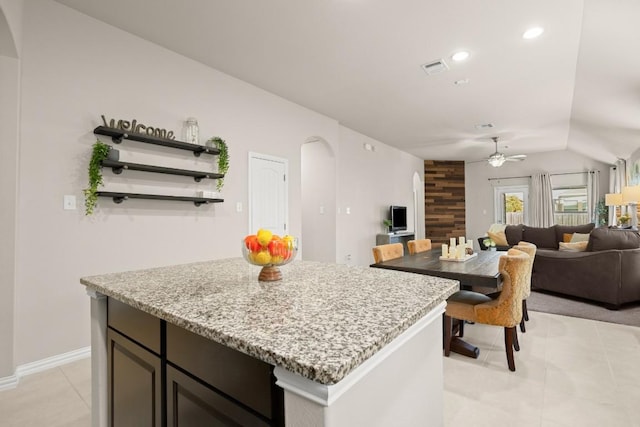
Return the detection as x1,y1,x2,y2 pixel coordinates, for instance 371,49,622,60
494,186,528,225
552,186,588,225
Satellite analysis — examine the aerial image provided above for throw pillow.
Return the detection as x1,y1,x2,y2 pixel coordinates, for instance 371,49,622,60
559,241,588,252
570,233,591,243
563,233,573,243
487,230,508,246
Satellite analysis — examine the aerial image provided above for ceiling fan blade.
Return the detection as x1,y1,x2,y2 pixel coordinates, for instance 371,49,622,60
505,157,526,162
507,154,527,159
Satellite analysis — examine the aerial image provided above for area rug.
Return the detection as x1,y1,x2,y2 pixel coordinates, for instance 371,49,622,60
527,290,640,327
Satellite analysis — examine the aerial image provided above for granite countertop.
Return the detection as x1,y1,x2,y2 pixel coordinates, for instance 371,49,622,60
80,258,458,385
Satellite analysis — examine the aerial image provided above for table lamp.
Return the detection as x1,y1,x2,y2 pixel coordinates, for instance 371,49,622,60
622,186,640,230
605,193,623,226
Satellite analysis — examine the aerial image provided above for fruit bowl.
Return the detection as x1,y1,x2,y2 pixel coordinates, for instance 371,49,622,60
242,231,298,281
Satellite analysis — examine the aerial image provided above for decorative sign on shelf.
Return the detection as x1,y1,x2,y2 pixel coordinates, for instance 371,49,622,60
101,115,175,140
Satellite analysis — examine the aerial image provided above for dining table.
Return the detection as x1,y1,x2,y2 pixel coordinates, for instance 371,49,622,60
370,248,504,358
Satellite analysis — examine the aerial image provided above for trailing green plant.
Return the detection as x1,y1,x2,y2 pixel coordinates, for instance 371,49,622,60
595,197,608,226
208,137,229,192
83,140,111,215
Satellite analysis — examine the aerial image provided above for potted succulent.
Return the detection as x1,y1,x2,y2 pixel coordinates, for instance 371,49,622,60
483,238,497,250
207,136,229,192
84,140,112,215
619,214,630,227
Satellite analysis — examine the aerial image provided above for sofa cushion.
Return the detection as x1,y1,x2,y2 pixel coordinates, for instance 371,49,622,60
522,225,558,249
559,241,588,252
587,227,640,251
504,225,524,246
555,223,595,245
570,233,591,243
487,230,508,246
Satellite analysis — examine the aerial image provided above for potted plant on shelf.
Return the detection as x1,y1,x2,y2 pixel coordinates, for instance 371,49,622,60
383,219,392,233
84,140,112,215
207,136,229,192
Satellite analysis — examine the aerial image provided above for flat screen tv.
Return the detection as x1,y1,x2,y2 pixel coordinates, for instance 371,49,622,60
389,205,407,233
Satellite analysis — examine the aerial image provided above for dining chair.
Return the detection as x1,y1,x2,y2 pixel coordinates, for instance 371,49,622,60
444,248,530,371
513,241,537,333
407,239,432,255
372,243,404,263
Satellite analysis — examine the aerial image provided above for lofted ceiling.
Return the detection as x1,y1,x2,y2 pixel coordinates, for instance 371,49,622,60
55,0,640,165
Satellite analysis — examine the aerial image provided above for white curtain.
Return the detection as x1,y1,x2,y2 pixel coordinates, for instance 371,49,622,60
587,170,600,224
530,173,554,227
609,159,628,225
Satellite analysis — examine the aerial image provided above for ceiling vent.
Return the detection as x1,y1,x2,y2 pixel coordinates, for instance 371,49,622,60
475,123,495,130
421,59,449,75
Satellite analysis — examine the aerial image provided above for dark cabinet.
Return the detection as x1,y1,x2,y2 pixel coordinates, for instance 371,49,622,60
106,298,284,427
108,328,162,427
166,365,270,427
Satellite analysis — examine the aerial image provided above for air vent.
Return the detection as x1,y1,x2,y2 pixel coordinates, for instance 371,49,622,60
474,123,495,130
421,59,449,75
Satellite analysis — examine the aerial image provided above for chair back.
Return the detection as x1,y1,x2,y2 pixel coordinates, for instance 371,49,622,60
513,241,536,299
474,248,530,327
372,243,404,263
407,239,432,255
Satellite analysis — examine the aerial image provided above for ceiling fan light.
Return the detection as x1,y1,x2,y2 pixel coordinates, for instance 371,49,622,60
488,155,506,167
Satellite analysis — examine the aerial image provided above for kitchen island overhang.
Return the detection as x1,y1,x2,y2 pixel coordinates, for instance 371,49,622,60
81,258,458,426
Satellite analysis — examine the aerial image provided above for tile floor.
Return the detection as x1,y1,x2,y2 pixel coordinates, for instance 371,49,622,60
0,312,638,426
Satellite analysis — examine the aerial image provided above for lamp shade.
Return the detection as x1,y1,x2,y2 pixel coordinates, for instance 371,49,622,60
622,186,640,204
605,193,623,206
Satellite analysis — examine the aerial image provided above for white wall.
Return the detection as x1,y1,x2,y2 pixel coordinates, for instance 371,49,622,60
336,127,424,266
465,149,610,245
0,55,19,377
6,0,425,368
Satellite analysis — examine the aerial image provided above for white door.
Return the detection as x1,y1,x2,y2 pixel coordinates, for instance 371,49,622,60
249,152,288,236
494,185,529,225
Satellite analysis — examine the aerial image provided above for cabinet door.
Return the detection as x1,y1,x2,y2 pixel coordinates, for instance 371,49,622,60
166,365,271,427
108,328,162,427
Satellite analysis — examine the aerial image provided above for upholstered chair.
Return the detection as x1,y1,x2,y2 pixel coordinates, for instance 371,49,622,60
372,243,404,263
513,241,537,332
407,239,432,255
444,248,530,371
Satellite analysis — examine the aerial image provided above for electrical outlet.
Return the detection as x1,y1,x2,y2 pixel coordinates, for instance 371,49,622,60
63,195,76,210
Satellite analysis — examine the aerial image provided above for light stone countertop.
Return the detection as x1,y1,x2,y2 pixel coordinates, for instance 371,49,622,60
80,258,458,385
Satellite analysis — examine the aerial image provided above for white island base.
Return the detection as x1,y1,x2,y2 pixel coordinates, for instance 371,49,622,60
274,303,444,427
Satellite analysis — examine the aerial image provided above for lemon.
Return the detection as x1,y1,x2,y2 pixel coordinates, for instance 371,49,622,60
257,229,273,246
254,251,271,265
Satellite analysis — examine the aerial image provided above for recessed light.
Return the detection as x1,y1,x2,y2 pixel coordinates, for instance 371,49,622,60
523,27,544,39
451,51,470,61
454,78,470,85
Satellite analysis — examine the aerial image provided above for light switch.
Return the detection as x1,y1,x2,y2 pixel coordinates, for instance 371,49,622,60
63,195,76,210
236,202,243,213
346,207,351,214
319,206,325,215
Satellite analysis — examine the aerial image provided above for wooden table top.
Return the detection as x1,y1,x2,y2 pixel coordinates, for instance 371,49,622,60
370,249,503,289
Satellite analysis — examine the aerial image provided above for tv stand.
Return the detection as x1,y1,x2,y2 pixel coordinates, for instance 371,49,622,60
376,232,415,254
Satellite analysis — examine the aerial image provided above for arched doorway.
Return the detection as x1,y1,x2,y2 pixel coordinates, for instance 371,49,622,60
301,137,336,262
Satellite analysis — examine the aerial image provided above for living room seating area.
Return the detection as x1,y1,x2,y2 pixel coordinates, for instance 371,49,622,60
479,223,640,308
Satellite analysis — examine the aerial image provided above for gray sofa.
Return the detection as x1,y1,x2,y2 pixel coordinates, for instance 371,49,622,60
480,224,640,308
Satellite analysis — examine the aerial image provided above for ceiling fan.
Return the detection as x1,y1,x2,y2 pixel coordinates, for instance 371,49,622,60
486,137,526,167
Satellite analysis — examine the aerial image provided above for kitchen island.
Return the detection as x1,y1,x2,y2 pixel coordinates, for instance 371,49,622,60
81,258,458,426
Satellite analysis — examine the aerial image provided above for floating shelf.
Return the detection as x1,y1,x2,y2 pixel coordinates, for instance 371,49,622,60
94,126,220,157
97,191,223,207
101,159,223,182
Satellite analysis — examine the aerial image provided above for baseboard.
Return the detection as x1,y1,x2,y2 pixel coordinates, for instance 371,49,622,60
0,346,91,392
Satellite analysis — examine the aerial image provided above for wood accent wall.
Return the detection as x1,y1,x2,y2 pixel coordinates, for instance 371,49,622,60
424,160,466,244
